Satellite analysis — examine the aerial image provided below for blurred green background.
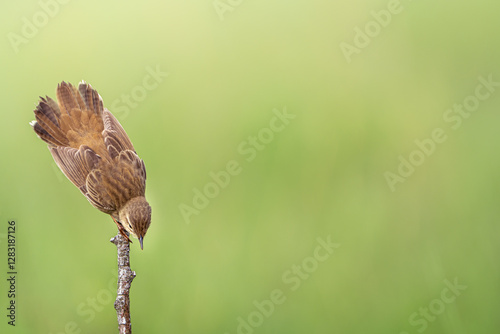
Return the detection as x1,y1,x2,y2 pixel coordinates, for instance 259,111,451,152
1,0,500,333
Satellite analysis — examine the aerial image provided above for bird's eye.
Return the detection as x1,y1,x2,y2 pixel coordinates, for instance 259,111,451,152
128,223,132,229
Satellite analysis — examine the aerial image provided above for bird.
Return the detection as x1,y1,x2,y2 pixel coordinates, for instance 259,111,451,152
31,81,151,249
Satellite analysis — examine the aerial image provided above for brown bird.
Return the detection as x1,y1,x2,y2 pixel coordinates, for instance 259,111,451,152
31,81,151,249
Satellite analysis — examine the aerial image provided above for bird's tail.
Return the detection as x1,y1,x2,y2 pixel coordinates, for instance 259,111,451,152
31,81,104,147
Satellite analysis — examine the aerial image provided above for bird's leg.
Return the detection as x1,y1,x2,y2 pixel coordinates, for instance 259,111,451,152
111,216,132,243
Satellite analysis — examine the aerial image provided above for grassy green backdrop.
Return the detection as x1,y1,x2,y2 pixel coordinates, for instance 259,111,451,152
1,0,500,333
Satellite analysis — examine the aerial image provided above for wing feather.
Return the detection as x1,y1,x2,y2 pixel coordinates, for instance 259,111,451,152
85,169,116,213
85,150,146,213
102,110,135,159
50,145,100,192
118,150,147,191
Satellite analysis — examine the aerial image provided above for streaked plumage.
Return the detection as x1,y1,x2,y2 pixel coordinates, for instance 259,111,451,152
31,81,151,249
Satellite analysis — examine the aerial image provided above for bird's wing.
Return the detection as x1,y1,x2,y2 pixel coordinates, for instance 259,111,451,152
85,168,118,214
117,149,147,192
85,150,146,213
102,109,135,159
49,145,100,193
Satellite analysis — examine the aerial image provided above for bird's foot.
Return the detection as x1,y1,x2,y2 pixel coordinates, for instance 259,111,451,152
111,216,132,243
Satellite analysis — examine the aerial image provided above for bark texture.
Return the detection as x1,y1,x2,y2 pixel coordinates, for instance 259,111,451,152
111,233,136,334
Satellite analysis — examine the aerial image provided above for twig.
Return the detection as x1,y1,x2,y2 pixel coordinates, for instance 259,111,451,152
111,233,136,334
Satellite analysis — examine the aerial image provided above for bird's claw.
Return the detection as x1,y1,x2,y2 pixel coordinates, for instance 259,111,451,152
111,216,132,243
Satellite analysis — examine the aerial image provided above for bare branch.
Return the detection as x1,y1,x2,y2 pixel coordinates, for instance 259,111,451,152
111,233,136,334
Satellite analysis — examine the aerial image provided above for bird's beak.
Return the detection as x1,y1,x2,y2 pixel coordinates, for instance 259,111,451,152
139,236,144,250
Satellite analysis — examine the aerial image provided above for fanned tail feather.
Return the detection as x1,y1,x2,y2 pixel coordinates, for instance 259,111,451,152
31,81,105,148
32,94,68,146
78,81,104,117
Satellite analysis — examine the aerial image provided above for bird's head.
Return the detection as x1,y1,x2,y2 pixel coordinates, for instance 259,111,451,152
118,196,152,249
